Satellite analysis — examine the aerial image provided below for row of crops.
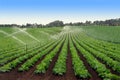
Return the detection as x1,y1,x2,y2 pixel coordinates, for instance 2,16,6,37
0,26,120,80
72,33,120,80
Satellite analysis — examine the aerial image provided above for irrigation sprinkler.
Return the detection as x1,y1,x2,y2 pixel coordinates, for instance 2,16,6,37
25,43,27,54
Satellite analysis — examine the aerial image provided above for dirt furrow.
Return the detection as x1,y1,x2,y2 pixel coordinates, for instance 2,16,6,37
72,39,102,80
42,39,65,80
64,39,77,80
0,58,29,80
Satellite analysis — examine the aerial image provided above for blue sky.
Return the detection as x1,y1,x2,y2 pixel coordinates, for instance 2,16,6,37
0,0,120,24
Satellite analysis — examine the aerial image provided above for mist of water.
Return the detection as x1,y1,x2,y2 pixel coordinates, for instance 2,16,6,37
17,28,40,42
0,30,25,45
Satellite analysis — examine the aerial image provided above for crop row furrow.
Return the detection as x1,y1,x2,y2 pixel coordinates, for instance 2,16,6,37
35,34,66,74
72,33,120,80
53,34,68,75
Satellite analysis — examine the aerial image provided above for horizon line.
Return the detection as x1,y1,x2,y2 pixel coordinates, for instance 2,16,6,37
0,17,120,25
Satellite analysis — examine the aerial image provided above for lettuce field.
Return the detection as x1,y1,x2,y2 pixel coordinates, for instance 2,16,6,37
0,26,120,80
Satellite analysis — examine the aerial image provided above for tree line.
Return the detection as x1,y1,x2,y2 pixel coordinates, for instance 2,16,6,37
0,18,120,28
66,18,120,26
0,20,64,28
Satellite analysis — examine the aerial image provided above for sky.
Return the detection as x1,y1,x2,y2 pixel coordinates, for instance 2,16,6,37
0,0,120,25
